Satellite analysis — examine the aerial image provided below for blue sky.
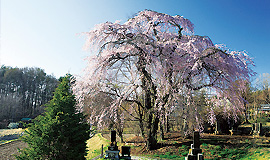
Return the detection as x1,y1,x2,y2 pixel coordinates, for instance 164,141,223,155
1,0,270,79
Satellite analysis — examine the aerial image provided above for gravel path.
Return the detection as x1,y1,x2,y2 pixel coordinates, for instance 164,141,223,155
0,140,27,160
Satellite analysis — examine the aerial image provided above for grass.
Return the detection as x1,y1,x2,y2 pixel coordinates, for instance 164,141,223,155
86,133,110,160
240,147,270,160
128,132,270,160
202,143,249,159
145,143,270,160
153,152,183,159
0,128,24,136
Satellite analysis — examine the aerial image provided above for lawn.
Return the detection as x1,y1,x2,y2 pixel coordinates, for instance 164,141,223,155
123,133,270,160
86,131,269,159
86,133,110,160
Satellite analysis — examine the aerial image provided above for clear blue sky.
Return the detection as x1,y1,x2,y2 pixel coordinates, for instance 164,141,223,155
1,0,269,79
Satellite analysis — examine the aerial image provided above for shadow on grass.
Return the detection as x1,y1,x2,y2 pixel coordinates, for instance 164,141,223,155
156,141,192,149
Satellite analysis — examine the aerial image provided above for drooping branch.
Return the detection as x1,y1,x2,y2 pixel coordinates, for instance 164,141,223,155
75,10,254,149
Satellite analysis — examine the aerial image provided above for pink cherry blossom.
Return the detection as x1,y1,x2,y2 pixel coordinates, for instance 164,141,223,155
73,10,255,149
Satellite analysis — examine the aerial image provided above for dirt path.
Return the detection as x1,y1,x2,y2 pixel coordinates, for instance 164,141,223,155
0,140,27,160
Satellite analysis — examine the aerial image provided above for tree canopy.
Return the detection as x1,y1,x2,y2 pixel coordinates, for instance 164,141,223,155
74,10,254,149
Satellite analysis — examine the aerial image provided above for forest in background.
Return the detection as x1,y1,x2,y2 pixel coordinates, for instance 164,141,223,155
0,65,59,126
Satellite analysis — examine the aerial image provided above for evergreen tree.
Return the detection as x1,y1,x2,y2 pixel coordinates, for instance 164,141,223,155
16,75,89,160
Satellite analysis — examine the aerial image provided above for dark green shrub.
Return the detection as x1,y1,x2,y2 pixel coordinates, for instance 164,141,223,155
16,75,89,160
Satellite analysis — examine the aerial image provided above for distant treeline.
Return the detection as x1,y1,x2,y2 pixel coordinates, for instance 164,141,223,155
0,65,59,122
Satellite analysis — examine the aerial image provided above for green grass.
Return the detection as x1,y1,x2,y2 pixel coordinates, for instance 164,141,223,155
148,147,269,160
202,143,250,160
143,140,270,160
85,131,270,160
240,148,270,160
152,153,185,160
86,133,110,160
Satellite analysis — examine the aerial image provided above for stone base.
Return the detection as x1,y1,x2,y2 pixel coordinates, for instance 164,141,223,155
198,153,204,160
185,154,204,160
253,130,261,136
185,154,197,160
105,150,120,159
189,148,202,155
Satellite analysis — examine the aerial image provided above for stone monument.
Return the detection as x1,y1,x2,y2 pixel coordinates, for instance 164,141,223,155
252,123,262,136
185,131,204,160
105,130,120,159
214,121,220,135
121,146,131,159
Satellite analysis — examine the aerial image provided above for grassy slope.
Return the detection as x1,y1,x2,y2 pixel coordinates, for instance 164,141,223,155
0,128,24,136
86,133,110,160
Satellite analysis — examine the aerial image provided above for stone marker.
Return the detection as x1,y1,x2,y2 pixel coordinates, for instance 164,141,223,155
193,131,200,148
185,131,204,160
214,121,220,135
121,146,131,159
111,130,116,142
105,130,120,159
253,123,262,136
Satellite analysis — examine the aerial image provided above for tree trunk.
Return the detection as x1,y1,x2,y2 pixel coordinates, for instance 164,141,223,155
160,108,165,140
117,131,124,143
146,112,159,150
166,115,170,133
139,118,145,138
138,105,145,138
244,103,250,124
160,121,165,140
138,62,158,150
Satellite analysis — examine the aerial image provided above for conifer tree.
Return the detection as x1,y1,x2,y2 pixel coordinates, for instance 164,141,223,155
16,74,89,160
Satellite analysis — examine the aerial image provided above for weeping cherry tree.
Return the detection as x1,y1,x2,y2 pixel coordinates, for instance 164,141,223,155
74,10,254,150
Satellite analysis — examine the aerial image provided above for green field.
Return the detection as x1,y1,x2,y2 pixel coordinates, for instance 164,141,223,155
86,133,110,160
